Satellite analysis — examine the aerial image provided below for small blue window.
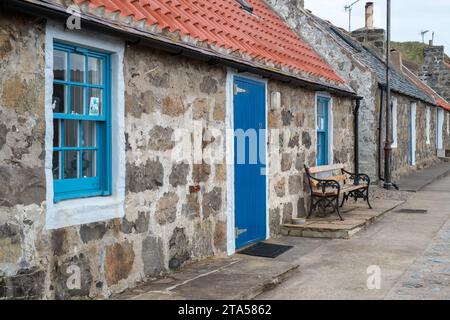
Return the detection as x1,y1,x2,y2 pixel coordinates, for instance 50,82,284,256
316,96,329,166
52,42,111,202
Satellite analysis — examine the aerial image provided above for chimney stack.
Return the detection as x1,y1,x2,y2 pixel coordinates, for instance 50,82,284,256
390,49,403,70
365,2,374,29
351,2,386,56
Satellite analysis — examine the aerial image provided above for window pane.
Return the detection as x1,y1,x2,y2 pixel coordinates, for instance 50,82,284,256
82,151,96,178
64,120,78,147
64,150,79,179
70,53,85,83
53,151,61,180
88,57,103,85
82,121,96,147
53,119,60,147
54,50,67,81
70,86,85,115
88,88,102,116
52,84,66,113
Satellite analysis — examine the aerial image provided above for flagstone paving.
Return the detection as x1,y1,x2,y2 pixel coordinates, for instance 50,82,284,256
259,175,450,300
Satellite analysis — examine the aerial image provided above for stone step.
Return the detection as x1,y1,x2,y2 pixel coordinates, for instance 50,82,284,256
281,200,403,239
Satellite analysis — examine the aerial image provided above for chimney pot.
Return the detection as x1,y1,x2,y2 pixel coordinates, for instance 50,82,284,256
429,39,434,46
365,2,374,29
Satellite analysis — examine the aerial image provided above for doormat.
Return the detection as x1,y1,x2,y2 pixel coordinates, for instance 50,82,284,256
395,209,428,214
238,242,293,259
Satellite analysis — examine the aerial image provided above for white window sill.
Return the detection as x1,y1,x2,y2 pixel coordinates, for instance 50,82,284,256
45,196,125,230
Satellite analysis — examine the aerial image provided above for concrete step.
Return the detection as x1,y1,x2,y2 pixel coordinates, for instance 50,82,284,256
281,200,403,239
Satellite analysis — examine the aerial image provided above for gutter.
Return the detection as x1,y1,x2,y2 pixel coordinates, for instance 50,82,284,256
1,0,358,98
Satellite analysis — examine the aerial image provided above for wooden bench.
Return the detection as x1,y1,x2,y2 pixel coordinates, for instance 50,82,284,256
304,164,372,221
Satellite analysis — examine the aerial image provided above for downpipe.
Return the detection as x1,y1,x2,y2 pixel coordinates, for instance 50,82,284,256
378,86,399,190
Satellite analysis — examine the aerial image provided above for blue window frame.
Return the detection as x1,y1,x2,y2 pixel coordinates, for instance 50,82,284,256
52,42,111,202
316,96,329,166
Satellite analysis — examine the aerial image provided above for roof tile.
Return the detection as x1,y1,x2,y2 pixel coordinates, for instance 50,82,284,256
71,0,345,85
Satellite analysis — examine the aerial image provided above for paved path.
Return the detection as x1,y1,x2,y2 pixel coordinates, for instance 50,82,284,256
397,162,450,192
259,175,450,300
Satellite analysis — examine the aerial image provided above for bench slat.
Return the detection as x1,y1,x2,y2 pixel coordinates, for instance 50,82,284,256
308,164,345,174
310,175,346,187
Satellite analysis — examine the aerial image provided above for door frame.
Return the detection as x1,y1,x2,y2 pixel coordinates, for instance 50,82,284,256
315,92,334,166
437,108,444,150
225,70,269,255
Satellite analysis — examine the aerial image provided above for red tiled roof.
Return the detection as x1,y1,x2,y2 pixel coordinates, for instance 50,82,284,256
71,0,345,85
403,66,450,111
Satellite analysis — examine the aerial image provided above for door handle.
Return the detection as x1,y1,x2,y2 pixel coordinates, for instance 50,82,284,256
235,228,248,239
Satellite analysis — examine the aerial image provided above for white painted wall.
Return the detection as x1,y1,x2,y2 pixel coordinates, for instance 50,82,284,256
410,102,416,165
391,97,398,148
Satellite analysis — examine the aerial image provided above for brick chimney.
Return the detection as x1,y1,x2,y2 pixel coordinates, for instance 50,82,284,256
351,2,386,56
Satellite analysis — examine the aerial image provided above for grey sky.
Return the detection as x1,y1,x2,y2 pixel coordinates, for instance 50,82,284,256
304,0,450,55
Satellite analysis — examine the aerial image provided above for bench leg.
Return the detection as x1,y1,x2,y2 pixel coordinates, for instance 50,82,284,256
366,187,372,209
340,193,347,208
307,196,314,219
335,196,344,221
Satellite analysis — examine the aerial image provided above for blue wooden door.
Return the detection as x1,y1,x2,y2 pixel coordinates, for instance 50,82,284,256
234,76,266,249
316,97,329,166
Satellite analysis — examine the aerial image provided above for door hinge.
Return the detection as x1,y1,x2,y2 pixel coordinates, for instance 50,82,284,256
234,84,248,95
235,227,248,239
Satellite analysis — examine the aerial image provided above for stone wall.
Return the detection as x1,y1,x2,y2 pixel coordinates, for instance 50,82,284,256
418,45,450,154
379,92,439,181
266,82,354,230
444,110,450,151
350,28,386,57
419,46,450,102
0,10,48,299
267,0,378,181
0,10,355,299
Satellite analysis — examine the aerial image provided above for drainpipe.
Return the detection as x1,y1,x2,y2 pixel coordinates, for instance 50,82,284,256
354,97,363,185
383,0,393,189
379,85,399,190
378,86,384,182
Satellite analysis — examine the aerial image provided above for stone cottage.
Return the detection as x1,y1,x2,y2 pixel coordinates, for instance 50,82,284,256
419,44,450,153
0,0,358,298
395,50,450,159
269,0,444,182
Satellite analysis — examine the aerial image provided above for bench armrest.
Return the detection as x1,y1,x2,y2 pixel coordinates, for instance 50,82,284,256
341,169,370,185
308,176,341,194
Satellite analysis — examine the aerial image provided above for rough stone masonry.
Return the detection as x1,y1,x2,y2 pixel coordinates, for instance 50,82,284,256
0,9,355,299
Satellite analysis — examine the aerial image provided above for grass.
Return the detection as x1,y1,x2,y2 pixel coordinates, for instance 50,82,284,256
391,41,450,67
